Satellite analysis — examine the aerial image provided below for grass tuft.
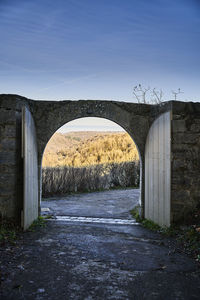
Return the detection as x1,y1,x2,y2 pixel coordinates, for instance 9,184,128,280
130,205,142,222
0,220,20,245
28,216,47,231
130,205,200,261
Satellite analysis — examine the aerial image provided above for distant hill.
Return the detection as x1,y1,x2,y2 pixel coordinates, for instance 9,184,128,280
44,131,121,153
42,131,139,167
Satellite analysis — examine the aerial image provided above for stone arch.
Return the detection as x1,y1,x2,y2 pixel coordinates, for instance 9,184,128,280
29,100,153,216
31,100,150,162
41,115,143,160
2,94,181,227
38,114,145,210
41,116,142,203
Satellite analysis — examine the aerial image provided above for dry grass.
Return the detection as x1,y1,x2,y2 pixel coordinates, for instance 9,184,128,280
42,161,140,197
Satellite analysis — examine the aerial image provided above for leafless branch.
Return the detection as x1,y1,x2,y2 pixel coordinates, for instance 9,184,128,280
133,84,184,104
151,88,163,104
133,84,150,104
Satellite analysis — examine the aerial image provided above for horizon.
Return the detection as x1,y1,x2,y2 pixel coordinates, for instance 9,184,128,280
57,117,125,132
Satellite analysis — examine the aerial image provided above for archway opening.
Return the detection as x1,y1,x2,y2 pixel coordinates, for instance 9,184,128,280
41,117,141,221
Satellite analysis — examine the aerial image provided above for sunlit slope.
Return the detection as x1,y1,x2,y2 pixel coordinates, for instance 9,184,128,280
42,132,139,167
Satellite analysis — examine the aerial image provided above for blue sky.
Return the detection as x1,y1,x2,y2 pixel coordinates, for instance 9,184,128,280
0,0,199,104
0,0,200,131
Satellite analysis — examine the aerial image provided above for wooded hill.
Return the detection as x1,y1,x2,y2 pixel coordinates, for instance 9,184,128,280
42,131,139,167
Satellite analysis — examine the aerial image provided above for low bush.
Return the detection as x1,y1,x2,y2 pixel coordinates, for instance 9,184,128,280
42,161,140,197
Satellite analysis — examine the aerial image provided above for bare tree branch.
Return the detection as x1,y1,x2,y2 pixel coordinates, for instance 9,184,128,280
133,84,183,104
151,88,163,104
133,84,150,104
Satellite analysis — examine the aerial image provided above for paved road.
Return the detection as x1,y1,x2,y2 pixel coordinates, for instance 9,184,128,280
41,188,140,219
1,189,200,299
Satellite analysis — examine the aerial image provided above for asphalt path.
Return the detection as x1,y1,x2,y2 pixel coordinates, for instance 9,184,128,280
0,189,200,300
41,188,140,219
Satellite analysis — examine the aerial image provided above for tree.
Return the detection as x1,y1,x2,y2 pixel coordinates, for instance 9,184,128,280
133,84,163,104
133,84,183,104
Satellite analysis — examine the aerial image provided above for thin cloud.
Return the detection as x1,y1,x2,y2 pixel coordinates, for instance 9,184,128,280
38,74,98,92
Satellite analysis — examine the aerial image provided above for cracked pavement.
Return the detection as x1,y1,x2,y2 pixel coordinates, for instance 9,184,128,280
0,189,200,299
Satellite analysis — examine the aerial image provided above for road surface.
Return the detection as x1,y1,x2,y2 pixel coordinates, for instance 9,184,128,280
0,189,200,299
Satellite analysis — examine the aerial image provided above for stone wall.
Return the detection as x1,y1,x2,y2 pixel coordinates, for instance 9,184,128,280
0,95,29,223
1,94,200,226
0,94,160,225
171,101,200,223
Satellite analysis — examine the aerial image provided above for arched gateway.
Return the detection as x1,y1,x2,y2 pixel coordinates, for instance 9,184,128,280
1,95,200,229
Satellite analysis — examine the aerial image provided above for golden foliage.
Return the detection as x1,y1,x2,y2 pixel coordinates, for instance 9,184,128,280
42,132,139,167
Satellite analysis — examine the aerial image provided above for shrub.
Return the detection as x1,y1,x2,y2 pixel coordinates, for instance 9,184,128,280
42,161,140,197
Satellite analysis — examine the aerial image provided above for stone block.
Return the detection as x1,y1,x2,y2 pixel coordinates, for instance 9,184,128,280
193,119,200,124
0,138,16,151
0,110,16,124
0,125,5,137
172,133,198,144
172,114,182,120
0,196,16,220
0,164,16,174
187,102,200,113
0,186,15,196
171,202,184,212
0,173,16,186
171,189,190,202
172,159,186,170
190,123,200,133
192,190,200,198
0,97,17,110
0,151,16,164
4,125,16,138
171,143,190,152
0,184,15,195
172,102,186,114
172,120,186,132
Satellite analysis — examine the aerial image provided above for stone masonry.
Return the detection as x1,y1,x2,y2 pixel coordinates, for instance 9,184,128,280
171,101,200,222
0,95,28,223
0,94,200,226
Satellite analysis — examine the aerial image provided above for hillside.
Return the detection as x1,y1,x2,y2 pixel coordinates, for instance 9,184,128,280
44,131,121,153
42,131,139,167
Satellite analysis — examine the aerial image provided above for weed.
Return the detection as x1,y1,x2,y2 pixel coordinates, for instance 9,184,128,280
130,205,200,261
0,221,19,245
130,205,142,222
28,216,47,231
196,254,200,262
141,219,160,231
176,226,200,257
